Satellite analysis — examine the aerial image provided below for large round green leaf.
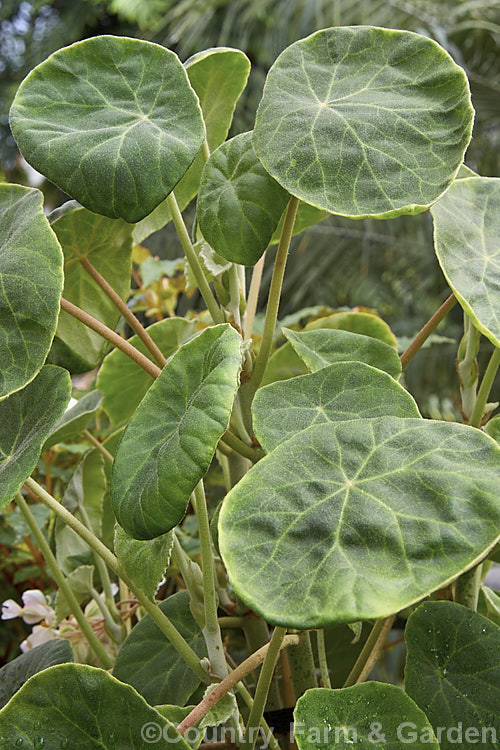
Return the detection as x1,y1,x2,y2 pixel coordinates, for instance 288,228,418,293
111,324,242,539
253,362,420,453
9,35,205,222
405,601,500,749
294,684,438,749
0,185,63,399
113,590,207,706
253,26,473,219
284,328,402,379
432,177,500,347
0,366,71,510
97,317,196,426
49,203,133,369
219,418,500,628
0,663,189,749
134,47,251,244
198,132,289,265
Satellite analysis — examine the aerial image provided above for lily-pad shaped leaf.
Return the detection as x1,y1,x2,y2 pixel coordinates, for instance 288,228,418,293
114,524,173,601
44,390,103,449
253,26,474,219
112,324,242,539
219,418,500,628
134,48,250,244
405,601,500,749
254,362,420,453
0,639,73,710
294,684,438,749
0,663,190,749
9,35,205,223
0,366,71,509
50,204,133,369
113,590,207,706
432,177,500,347
97,317,195,426
0,184,63,399
198,132,289,265
284,328,402,379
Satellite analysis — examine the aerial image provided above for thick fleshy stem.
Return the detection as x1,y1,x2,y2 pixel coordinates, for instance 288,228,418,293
469,346,500,428
316,629,331,689
343,615,395,687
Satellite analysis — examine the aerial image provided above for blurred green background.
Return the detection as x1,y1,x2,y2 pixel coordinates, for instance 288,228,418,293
1,0,500,418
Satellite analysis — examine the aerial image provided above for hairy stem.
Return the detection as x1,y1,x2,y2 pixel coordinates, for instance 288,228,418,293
316,630,331,689
454,564,482,611
89,586,122,644
234,682,281,750
244,253,266,340
83,429,114,465
77,254,166,367
25,477,207,682
457,313,481,421
287,630,318,697
228,263,242,330
343,615,395,687
60,297,161,379
469,345,500,428
241,627,287,750
16,492,114,669
220,431,264,462
166,192,224,323
400,293,456,371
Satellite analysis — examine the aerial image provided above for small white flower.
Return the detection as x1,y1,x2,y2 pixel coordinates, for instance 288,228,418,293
1,599,23,620
20,590,57,626
20,624,60,652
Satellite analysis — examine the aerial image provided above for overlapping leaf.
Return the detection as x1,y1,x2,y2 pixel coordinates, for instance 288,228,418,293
0,640,73,710
0,366,71,509
49,203,133,369
405,601,500,749
0,663,189,749
284,328,401,378
111,324,242,539
253,26,473,218
9,35,205,222
254,362,419,452
97,317,195,426
44,390,103,449
219,418,500,628
198,132,289,265
0,185,63,399
432,177,500,347
294,684,438,749
113,590,207,706
134,47,250,243
114,525,173,601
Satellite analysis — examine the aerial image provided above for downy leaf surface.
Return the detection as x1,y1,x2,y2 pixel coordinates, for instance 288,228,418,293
432,177,500,347
43,389,103,449
97,317,196,426
114,524,174,601
0,366,71,509
253,362,419,452
253,26,473,219
0,663,189,749
219,418,500,628
112,324,242,539
9,36,205,223
294,684,438,749
405,601,500,749
113,590,207,706
134,47,251,243
50,203,133,369
197,132,289,265
0,185,63,399
284,328,402,379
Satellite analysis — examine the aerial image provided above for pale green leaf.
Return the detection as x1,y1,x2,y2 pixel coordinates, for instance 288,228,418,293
198,132,289,265
0,640,73,710
0,366,71,510
219,418,500,628
478,586,500,627
432,177,500,347
0,185,63,399
44,390,103,449
114,524,173,601
405,601,500,749
55,564,95,622
97,317,196,426
111,324,242,539
305,311,398,347
253,26,474,219
198,687,238,729
10,36,205,223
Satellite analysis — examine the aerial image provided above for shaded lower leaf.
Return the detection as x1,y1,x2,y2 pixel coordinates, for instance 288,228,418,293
43,390,103,449
219,418,500,628
0,639,73,710
111,324,242,539
0,662,189,749
294,684,438,749
405,601,500,749
0,366,71,509
305,311,398,347
113,590,207,706
253,362,420,453
114,524,173,601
